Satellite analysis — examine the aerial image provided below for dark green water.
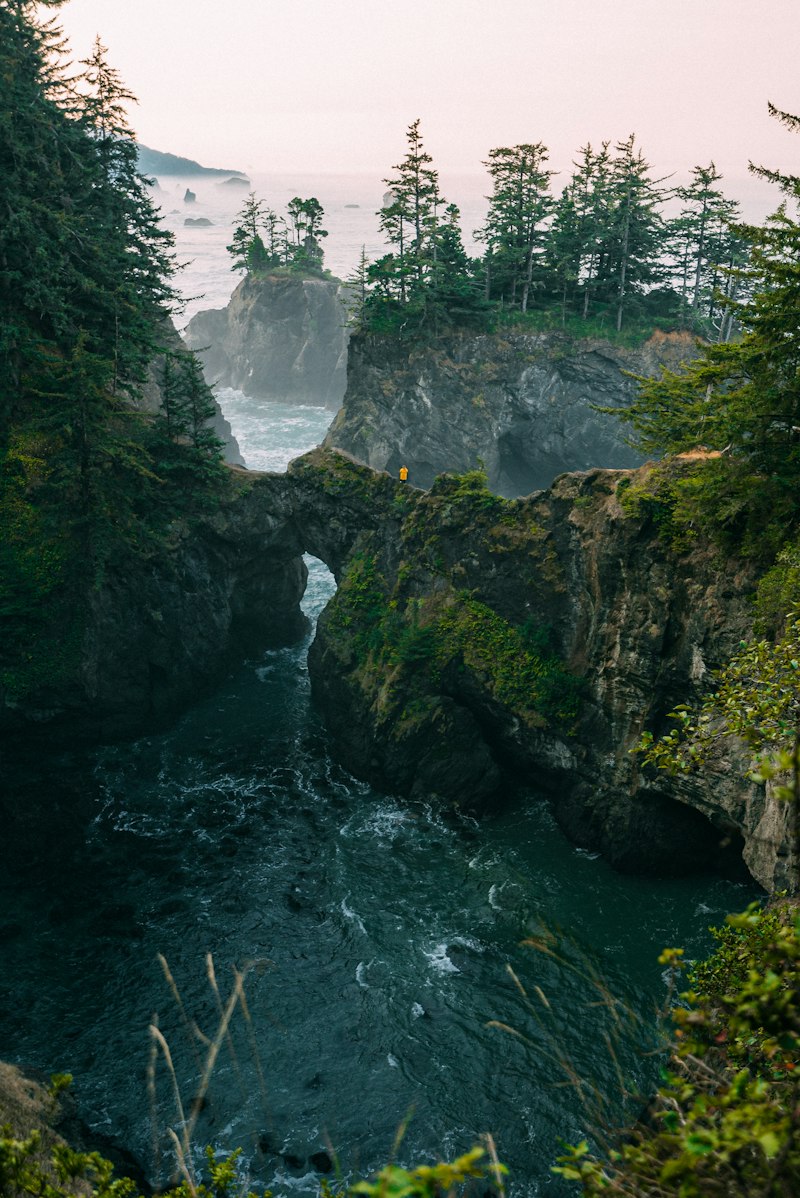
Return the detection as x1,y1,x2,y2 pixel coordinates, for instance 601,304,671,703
0,557,757,1195
0,405,757,1195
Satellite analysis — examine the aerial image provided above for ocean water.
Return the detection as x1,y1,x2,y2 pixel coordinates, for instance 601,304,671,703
154,169,490,325
0,393,757,1196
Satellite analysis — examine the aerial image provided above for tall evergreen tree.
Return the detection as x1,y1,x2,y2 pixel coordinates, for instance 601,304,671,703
669,163,745,333
604,134,668,331
377,119,444,311
0,0,225,579
477,143,554,311
615,106,800,543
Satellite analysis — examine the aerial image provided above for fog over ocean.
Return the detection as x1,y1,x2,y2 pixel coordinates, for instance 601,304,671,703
153,171,490,324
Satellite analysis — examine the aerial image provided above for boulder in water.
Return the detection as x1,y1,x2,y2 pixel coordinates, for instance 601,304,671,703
217,175,251,189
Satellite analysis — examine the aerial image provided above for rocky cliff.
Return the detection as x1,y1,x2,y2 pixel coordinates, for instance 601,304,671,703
0,470,306,742
325,329,700,494
184,273,349,409
5,444,792,890
295,451,794,893
139,319,245,465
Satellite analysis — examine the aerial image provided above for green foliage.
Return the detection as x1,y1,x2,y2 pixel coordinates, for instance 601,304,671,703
477,142,554,313
356,121,748,341
0,2,230,699
555,903,800,1196
428,466,505,512
332,553,582,731
0,1132,270,1198
227,191,328,276
614,452,793,561
637,615,800,777
492,300,685,346
611,114,800,554
0,1128,138,1198
344,1147,505,1198
328,552,391,657
0,1126,501,1198
754,540,800,633
615,462,690,551
433,598,583,728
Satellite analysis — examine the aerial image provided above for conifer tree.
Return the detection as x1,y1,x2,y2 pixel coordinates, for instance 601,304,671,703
227,192,277,273
605,134,668,331
377,119,444,311
669,163,746,332
616,106,800,539
478,142,554,311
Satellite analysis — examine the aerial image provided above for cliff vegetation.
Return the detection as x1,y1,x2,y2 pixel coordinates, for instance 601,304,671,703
346,121,745,342
0,0,235,715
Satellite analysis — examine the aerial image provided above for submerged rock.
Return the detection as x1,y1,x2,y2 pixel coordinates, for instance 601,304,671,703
185,273,349,409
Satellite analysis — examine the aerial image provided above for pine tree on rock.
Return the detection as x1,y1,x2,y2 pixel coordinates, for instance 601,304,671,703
478,142,554,312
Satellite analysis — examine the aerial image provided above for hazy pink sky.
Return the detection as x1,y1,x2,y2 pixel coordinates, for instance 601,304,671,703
54,0,799,206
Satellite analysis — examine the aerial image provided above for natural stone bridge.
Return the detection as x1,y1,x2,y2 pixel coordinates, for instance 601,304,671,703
17,446,795,893
221,447,794,894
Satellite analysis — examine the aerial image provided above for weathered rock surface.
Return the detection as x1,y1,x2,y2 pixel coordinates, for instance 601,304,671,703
295,451,794,892
185,273,349,409
139,319,245,465
325,329,700,494
3,443,791,890
0,470,306,742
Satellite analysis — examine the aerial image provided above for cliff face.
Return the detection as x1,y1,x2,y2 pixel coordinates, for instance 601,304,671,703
297,452,794,893
5,445,791,890
0,471,306,742
184,273,349,409
325,329,699,494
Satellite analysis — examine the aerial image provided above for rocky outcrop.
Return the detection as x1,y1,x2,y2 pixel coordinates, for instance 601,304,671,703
0,470,306,742
3,443,791,890
139,320,245,465
325,329,700,494
294,451,794,892
185,273,349,409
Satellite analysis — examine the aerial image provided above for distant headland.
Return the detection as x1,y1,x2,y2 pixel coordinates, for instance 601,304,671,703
135,143,247,178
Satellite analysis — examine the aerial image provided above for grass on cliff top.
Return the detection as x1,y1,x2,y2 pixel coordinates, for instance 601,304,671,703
493,303,690,348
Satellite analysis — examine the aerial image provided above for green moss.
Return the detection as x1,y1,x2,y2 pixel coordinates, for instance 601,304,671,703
433,599,583,728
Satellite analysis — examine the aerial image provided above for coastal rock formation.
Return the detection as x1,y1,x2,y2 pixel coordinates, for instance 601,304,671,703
325,329,699,494
294,451,793,892
139,320,245,465
185,273,349,409
0,470,307,742
2,445,791,890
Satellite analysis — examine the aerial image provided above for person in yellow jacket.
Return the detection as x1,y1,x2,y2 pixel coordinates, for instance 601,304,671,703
399,465,409,482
